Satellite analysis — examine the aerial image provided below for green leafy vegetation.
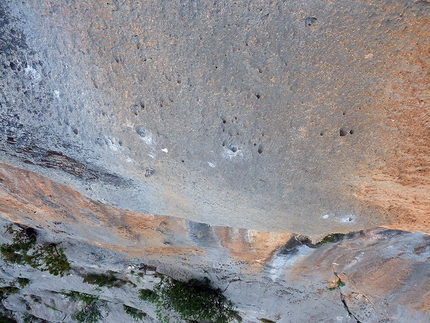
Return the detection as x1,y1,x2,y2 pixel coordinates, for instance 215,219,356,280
259,319,276,323
0,284,19,301
0,225,240,323
0,304,16,323
0,286,19,300
35,244,71,276
123,305,147,321
0,225,36,265
139,289,157,303
336,279,345,287
142,276,238,323
317,233,346,245
83,272,127,288
30,295,41,303
16,278,30,289
44,303,58,311
63,291,107,323
329,272,346,290
0,312,17,323
0,225,71,277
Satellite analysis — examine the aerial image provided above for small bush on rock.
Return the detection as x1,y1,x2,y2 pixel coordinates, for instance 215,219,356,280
123,304,146,321
83,272,127,288
0,225,71,277
63,291,107,323
146,276,238,323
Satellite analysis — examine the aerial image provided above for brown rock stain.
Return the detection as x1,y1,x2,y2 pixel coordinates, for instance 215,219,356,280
354,14,430,233
0,162,288,269
214,227,291,264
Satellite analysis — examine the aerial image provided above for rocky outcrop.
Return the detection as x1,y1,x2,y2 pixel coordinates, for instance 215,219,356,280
0,0,429,321
0,163,429,322
1,0,429,235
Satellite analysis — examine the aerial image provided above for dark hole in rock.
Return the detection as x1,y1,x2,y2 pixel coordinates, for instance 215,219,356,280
339,128,348,136
145,167,155,177
305,17,317,27
136,126,146,137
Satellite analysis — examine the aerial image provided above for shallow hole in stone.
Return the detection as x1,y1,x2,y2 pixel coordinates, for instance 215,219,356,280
339,128,348,136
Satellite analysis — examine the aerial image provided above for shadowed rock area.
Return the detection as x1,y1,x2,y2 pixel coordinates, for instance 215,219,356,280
0,0,429,321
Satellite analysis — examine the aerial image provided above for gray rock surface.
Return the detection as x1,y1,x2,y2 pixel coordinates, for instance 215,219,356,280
0,163,428,322
1,0,429,235
0,216,429,322
0,0,430,322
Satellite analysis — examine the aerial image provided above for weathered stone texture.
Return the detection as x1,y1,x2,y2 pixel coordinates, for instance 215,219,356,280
0,0,429,321
1,0,429,235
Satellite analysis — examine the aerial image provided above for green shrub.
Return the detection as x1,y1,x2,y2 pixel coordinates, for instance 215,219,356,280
72,304,104,323
0,312,17,323
123,305,146,321
0,225,71,277
317,233,346,245
148,277,238,323
336,279,345,287
63,291,107,323
259,319,276,323
83,272,127,288
0,285,19,301
16,278,30,289
0,225,36,265
139,289,157,303
36,244,71,276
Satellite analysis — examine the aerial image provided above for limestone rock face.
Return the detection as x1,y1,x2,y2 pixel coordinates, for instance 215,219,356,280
1,0,429,235
0,0,429,322
0,162,429,322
